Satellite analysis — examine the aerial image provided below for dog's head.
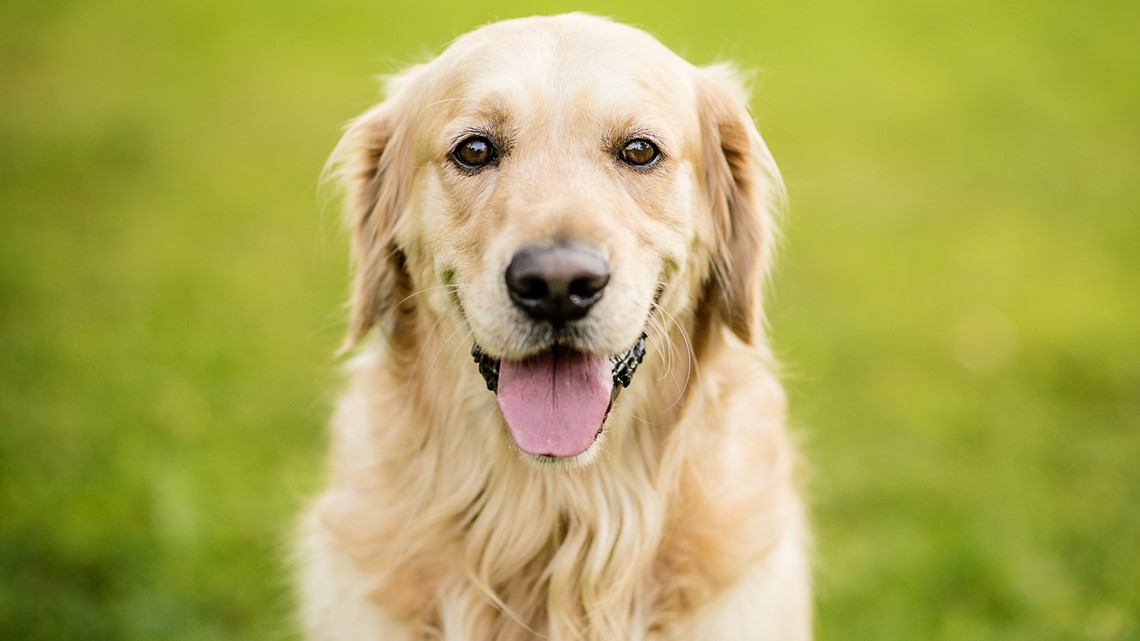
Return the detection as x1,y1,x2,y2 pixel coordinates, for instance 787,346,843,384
333,14,782,463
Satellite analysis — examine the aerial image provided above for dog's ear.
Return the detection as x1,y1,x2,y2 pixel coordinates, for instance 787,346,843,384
330,71,421,350
697,64,784,345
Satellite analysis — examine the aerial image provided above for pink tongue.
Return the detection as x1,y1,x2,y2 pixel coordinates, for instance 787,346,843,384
496,347,614,458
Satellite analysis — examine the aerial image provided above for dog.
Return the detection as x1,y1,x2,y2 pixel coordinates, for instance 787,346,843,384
297,13,810,640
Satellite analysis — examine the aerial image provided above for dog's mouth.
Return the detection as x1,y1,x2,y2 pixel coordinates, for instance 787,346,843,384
470,333,647,459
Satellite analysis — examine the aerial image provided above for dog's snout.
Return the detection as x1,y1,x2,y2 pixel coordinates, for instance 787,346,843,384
505,243,610,324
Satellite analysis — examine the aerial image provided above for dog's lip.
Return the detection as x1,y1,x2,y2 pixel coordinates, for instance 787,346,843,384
469,333,647,395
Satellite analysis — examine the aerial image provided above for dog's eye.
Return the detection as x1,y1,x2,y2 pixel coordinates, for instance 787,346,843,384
452,136,496,169
620,139,660,167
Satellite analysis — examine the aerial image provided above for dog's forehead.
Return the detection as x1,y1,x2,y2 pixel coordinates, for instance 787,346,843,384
447,14,686,71
426,15,697,127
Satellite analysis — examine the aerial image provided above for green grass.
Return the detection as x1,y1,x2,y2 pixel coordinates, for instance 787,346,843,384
2,0,1137,639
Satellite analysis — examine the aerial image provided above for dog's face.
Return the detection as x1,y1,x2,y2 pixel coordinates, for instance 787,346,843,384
336,14,781,463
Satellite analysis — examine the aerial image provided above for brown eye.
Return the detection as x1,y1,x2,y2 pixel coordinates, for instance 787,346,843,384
620,139,660,167
452,136,495,169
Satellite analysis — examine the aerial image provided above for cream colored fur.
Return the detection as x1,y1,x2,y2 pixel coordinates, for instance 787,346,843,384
297,14,810,640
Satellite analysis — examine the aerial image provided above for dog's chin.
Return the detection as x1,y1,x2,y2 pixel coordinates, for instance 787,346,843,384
522,436,605,469
471,333,647,461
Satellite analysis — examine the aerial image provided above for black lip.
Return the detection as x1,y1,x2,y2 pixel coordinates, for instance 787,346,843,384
470,333,647,395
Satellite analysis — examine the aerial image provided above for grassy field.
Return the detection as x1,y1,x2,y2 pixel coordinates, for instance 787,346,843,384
2,0,1137,639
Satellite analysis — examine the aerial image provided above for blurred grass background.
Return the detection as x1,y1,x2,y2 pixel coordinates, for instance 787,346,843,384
1,0,1137,639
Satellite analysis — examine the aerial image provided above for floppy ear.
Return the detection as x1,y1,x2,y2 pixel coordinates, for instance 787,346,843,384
329,73,420,349
697,64,785,345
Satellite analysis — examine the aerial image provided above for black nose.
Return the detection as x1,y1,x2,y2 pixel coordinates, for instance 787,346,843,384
505,243,611,324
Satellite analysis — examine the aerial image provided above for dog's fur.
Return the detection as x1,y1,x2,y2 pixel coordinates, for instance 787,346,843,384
298,14,809,640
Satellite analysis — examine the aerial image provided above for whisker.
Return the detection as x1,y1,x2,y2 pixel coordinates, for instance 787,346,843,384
644,313,672,383
407,308,450,368
393,283,468,311
447,327,476,369
650,279,699,307
423,322,472,380
397,284,471,372
649,302,697,415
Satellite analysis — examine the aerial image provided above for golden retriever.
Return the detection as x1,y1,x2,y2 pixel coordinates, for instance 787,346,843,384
298,13,809,640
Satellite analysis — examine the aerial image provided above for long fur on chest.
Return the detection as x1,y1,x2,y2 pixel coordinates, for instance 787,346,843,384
309,314,796,640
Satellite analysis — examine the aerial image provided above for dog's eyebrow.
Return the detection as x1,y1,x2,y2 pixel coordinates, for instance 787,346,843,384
424,91,514,121
441,99,512,124
422,96,483,110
